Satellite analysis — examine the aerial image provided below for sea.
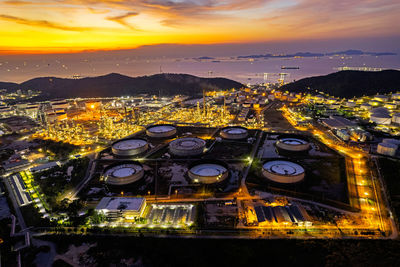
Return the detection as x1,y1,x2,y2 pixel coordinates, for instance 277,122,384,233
0,53,399,84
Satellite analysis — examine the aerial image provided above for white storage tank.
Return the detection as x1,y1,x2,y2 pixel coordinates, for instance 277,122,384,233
384,103,397,110
382,139,400,146
169,137,206,156
220,126,248,140
368,100,381,107
103,162,144,186
146,124,177,138
345,101,356,108
276,137,310,152
360,103,372,110
392,93,400,100
188,160,229,184
370,114,392,125
370,107,392,125
374,95,389,102
112,138,149,156
262,160,305,184
377,142,397,156
392,113,400,124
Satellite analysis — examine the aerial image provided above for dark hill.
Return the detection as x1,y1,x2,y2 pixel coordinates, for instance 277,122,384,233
0,82,18,91
280,70,400,98
4,73,243,99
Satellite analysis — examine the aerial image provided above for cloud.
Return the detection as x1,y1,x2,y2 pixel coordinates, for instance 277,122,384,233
88,7,110,14
106,11,139,30
59,0,272,20
3,0,33,5
256,0,400,38
0,14,94,31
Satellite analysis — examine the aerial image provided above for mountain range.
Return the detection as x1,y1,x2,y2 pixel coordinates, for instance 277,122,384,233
280,70,400,98
237,49,396,59
0,73,243,100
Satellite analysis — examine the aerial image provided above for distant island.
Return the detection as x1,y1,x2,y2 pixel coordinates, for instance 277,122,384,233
0,73,243,100
280,70,400,98
237,49,397,59
193,56,215,60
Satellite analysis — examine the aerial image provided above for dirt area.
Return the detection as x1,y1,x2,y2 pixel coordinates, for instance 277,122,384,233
263,103,295,130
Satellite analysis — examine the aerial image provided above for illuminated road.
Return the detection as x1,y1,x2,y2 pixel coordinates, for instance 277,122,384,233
67,152,98,200
240,130,264,196
282,106,397,238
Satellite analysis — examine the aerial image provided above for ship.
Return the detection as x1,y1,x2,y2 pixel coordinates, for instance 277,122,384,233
281,66,300,69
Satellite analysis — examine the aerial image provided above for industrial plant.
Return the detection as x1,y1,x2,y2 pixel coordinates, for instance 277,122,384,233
0,82,398,262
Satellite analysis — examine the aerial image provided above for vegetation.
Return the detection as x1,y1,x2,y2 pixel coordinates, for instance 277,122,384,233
281,70,400,98
33,139,80,159
20,205,51,227
32,157,89,212
88,209,106,225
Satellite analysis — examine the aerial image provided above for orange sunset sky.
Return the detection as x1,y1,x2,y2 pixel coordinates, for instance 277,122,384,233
0,0,399,54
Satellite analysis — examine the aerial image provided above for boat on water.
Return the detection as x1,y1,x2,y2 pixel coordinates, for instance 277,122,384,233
281,66,300,69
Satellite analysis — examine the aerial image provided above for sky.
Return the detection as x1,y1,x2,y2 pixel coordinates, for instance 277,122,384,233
1,0,400,54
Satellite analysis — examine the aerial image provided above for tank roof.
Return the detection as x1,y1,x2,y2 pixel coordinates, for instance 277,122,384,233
112,139,148,150
279,137,308,145
147,125,176,133
263,160,304,176
190,163,227,177
104,163,143,177
169,137,206,150
222,127,248,134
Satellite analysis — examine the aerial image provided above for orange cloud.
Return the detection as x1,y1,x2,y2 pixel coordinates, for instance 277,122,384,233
3,0,33,5
106,11,139,30
0,14,94,31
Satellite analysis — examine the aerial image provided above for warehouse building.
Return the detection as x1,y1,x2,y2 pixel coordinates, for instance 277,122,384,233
96,197,146,220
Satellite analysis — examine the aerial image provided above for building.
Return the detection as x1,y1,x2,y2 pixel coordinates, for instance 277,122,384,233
321,116,357,130
30,161,61,173
96,197,146,220
0,105,14,118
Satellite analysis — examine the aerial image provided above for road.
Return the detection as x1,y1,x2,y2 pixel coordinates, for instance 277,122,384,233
240,130,264,196
283,108,397,238
68,152,98,200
